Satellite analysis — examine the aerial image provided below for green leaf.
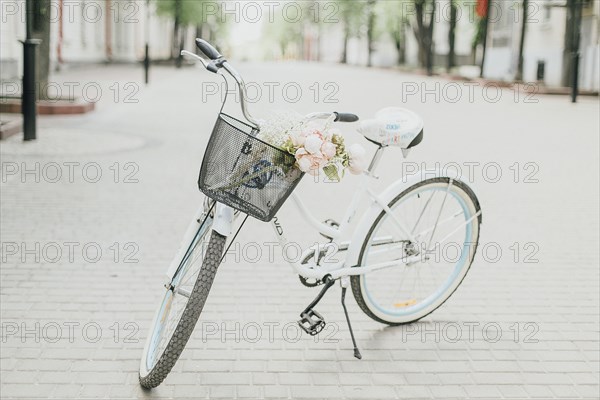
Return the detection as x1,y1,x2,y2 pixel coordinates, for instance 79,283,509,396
323,165,341,182
281,139,297,155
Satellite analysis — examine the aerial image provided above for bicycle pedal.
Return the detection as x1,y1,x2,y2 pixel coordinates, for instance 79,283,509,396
298,309,326,336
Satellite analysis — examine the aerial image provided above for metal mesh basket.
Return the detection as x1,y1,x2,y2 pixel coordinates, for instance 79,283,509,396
198,113,304,222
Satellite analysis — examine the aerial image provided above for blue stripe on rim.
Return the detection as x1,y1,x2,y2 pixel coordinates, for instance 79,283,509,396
362,186,472,317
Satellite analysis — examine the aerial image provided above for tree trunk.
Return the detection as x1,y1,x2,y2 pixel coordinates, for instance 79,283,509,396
562,0,577,86
395,31,406,65
515,0,528,81
172,0,182,60
447,0,457,72
425,1,436,75
31,0,51,97
367,0,376,67
341,26,350,64
479,0,492,78
413,0,435,74
176,28,184,68
398,19,407,64
414,2,426,67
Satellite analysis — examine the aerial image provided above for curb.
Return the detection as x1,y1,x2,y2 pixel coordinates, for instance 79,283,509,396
0,118,22,140
0,99,95,115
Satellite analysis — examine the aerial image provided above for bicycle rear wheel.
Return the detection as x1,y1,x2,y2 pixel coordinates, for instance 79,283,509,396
139,214,226,388
351,177,481,325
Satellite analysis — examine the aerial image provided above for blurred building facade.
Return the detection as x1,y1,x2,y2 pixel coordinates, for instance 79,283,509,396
1,0,598,92
0,0,173,80
485,0,599,91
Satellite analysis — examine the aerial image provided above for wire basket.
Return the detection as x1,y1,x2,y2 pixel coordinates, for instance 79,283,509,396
198,113,304,222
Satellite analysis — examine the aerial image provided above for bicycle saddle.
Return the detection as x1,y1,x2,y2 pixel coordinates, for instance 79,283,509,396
357,107,424,149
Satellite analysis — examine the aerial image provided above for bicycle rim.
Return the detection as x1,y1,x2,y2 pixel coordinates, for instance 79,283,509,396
352,178,481,324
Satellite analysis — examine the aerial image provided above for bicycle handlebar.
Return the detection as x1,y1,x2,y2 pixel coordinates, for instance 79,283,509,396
334,112,359,123
184,39,359,129
195,39,223,60
304,112,359,123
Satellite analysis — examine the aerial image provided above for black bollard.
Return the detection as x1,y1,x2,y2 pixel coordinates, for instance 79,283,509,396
21,38,41,141
144,44,150,85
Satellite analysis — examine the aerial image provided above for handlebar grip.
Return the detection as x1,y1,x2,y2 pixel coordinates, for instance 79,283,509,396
334,112,359,123
195,38,222,60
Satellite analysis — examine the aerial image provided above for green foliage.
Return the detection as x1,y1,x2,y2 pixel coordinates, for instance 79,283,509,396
154,0,222,27
323,165,341,182
375,0,410,41
338,0,368,35
262,9,304,55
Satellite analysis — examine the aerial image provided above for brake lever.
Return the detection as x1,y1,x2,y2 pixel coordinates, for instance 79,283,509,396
180,50,209,69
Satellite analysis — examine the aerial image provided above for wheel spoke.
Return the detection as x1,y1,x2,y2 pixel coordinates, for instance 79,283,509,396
176,287,191,298
411,190,436,234
426,180,452,250
415,209,464,240
434,211,481,247
357,179,480,324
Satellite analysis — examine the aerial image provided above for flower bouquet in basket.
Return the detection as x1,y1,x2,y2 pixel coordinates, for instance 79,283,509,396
211,111,367,196
258,111,367,182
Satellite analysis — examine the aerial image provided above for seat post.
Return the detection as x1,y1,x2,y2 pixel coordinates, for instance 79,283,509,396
367,145,385,175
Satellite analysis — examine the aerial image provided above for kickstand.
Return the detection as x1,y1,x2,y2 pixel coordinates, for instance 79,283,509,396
341,287,362,360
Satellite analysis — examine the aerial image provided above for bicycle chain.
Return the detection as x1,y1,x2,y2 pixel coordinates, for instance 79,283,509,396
299,275,325,287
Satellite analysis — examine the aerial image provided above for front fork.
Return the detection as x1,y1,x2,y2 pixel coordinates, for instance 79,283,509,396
212,203,235,237
164,202,235,285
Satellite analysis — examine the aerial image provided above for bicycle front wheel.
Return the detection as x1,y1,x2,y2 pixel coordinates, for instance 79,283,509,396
351,177,481,325
139,219,226,388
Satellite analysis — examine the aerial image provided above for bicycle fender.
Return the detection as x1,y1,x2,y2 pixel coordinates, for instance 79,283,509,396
213,203,235,237
345,168,468,267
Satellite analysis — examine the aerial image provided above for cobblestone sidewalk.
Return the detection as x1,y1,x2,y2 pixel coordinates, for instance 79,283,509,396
1,63,599,399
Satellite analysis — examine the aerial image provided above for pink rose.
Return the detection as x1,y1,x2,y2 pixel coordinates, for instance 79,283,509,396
321,141,337,159
296,148,327,174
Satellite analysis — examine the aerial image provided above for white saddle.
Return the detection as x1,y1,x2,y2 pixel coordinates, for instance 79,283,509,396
357,107,424,149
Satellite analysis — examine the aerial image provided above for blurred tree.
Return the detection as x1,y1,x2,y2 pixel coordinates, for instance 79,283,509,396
411,0,436,75
338,0,367,64
475,0,492,77
155,0,225,64
515,0,528,81
447,0,458,71
366,0,377,67
263,9,304,59
295,1,320,60
300,1,327,61
264,1,332,61
375,0,409,65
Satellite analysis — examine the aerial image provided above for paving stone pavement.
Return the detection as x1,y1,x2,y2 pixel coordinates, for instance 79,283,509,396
1,63,599,399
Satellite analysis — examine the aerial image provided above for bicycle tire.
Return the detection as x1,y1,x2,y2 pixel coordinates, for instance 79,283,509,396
139,230,226,388
351,177,481,325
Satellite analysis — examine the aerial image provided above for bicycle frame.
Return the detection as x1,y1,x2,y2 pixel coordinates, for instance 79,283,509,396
269,162,427,281
172,50,477,284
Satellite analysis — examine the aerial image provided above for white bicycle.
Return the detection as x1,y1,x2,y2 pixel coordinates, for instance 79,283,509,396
139,39,482,388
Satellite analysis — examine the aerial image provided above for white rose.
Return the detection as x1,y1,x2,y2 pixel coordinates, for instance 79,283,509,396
297,157,312,172
347,144,367,175
304,134,324,155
